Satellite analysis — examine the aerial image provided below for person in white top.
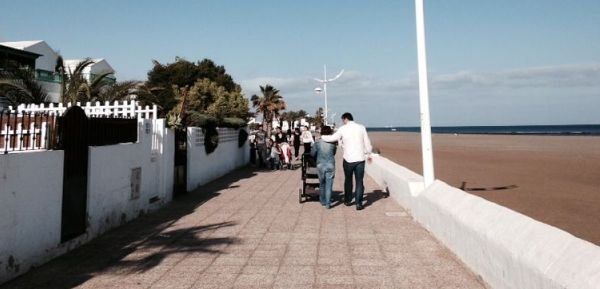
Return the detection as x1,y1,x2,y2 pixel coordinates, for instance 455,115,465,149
320,112,372,210
301,126,314,154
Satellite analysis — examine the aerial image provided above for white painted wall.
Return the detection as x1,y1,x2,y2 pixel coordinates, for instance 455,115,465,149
186,127,250,191
0,122,250,285
366,155,600,289
0,119,175,285
0,150,64,284
25,41,59,72
365,154,424,209
87,119,174,235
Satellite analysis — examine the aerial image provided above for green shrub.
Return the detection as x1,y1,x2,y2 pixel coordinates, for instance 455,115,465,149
187,112,218,127
220,117,247,129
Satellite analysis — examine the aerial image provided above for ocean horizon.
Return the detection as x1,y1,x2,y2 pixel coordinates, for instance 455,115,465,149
366,124,600,136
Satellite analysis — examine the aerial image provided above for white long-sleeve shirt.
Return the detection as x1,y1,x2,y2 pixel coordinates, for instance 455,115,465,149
321,121,373,163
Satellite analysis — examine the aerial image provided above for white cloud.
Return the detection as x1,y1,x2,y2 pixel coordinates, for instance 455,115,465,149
431,64,600,89
241,63,600,97
241,63,600,126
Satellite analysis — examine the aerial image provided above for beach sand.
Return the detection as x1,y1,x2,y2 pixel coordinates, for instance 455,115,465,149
369,132,600,245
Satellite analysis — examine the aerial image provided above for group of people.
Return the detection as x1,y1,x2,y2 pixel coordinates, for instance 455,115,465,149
249,112,372,210
250,126,315,170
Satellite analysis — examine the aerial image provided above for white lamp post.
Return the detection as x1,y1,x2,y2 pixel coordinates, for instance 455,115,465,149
415,0,435,187
314,65,344,125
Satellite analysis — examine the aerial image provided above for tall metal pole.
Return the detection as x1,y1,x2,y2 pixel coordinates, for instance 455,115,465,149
314,66,343,127
323,65,328,125
415,0,435,187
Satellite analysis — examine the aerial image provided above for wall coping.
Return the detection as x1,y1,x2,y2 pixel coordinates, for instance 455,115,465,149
366,154,600,289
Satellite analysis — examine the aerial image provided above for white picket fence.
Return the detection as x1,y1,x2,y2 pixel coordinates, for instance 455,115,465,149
7,100,158,119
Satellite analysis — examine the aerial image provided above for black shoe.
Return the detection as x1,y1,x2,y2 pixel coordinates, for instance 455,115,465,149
344,202,352,207
356,204,364,211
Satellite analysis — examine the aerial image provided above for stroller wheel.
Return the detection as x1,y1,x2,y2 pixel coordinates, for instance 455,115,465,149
298,188,303,203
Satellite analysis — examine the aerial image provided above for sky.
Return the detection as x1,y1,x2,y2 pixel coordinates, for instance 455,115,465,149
1,0,599,126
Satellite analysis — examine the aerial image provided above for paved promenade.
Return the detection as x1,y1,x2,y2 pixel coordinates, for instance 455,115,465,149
2,156,485,289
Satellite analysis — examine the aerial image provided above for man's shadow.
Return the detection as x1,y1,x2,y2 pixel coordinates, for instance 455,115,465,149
329,191,345,208
363,189,389,208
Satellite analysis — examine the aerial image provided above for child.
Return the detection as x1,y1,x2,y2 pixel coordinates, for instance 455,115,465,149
270,144,282,170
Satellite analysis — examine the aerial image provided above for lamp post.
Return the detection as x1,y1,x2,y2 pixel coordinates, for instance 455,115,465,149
314,65,344,125
329,112,337,126
415,0,435,187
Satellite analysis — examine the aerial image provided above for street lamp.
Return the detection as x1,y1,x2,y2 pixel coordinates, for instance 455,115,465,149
314,65,344,125
415,0,435,187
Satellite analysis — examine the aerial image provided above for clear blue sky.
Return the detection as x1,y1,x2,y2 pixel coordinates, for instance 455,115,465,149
1,0,599,126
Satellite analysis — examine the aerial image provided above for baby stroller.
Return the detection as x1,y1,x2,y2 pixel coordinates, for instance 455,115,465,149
299,153,320,203
279,142,293,170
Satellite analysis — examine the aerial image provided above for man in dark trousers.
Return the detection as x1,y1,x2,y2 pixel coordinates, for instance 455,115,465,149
320,113,373,210
255,127,268,168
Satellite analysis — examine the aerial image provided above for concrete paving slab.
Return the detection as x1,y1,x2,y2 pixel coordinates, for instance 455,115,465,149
1,155,485,289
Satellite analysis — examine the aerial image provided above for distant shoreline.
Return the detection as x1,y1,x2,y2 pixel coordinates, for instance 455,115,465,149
367,124,600,136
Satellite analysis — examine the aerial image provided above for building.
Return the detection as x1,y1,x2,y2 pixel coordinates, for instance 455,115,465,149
0,44,42,108
0,41,118,104
63,58,116,86
0,40,62,102
0,44,40,71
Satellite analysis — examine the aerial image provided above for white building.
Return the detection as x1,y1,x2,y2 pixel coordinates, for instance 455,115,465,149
0,40,62,102
63,58,116,85
0,41,117,104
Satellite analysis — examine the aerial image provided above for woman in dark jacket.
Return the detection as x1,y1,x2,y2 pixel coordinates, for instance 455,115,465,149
293,128,301,160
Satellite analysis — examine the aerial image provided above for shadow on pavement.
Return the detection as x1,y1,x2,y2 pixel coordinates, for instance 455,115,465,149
363,189,388,209
1,166,258,289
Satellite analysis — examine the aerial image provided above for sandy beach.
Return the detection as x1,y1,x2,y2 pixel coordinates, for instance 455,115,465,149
369,132,600,245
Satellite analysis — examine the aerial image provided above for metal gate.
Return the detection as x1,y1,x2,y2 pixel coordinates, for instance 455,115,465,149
59,107,89,242
173,129,187,196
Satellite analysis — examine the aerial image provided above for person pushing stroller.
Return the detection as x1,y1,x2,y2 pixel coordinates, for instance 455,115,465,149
311,125,337,209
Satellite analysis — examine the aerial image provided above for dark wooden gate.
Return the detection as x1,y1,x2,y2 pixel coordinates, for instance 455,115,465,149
60,107,89,242
173,129,187,196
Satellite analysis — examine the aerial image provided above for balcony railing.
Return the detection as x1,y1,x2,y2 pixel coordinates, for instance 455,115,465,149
35,69,62,83
89,73,116,85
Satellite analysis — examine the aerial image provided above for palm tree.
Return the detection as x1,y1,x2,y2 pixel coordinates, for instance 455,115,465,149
0,67,49,106
55,57,113,104
250,84,286,136
95,80,139,102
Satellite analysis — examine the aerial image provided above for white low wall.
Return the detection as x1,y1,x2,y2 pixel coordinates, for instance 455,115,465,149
0,150,64,284
366,154,600,289
87,119,174,236
187,127,250,191
0,119,175,285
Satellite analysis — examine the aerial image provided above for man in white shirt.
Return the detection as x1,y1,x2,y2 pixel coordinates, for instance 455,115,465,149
320,112,373,210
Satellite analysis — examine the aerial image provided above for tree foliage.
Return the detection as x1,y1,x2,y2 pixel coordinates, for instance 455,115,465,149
0,67,49,106
166,78,250,129
280,109,308,123
250,84,286,136
147,58,238,92
145,58,249,125
55,57,117,104
314,107,324,127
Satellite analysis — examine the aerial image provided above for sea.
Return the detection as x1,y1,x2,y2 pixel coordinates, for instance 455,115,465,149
367,124,600,136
